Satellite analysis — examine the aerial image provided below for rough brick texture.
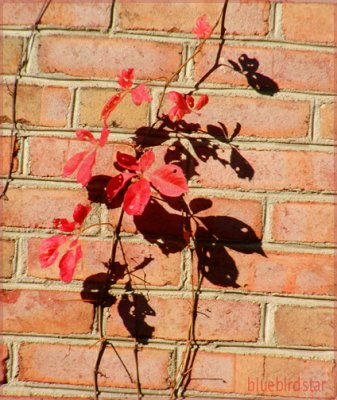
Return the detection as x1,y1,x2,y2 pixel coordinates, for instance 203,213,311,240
1,1,335,399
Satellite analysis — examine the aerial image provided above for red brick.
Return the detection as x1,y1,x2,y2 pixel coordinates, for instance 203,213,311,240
193,249,335,296
282,3,336,45
0,188,87,229
1,135,19,175
320,102,335,141
170,95,310,139
109,196,263,241
0,344,8,384
38,35,182,80
275,305,334,347
0,36,23,74
107,297,260,342
195,45,335,93
79,88,149,129
18,343,171,390
27,238,182,287
272,202,335,244
192,148,333,192
118,2,270,36
1,85,71,127
2,2,111,29
0,239,16,278
0,290,93,334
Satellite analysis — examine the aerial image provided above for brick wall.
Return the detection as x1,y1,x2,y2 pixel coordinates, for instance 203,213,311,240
1,1,336,399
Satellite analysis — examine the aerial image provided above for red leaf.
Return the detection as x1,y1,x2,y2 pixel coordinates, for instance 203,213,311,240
195,94,209,110
150,164,188,197
77,150,96,187
167,91,191,121
76,129,97,144
39,235,67,268
100,92,124,122
59,245,83,283
186,95,194,108
139,150,155,172
131,84,152,106
124,178,151,215
73,203,91,224
105,172,135,201
62,151,88,177
118,68,134,89
192,15,212,39
116,152,140,171
99,126,110,147
53,218,76,232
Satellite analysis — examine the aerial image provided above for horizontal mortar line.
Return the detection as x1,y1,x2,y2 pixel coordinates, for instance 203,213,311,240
2,332,336,354
1,281,336,303
2,177,336,199
2,72,337,98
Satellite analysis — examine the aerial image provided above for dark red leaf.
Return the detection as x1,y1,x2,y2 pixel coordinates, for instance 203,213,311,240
59,245,83,283
150,164,188,197
76,150,96,187
99,126,110,147
105,172,135,201
124,178,151,215
139,150,155,172
116,152,140,171
131,84,152,106
53,218,76,232
62,151,88,177
39,235,67,268
76,129,97,144
73,203,91,224
195,94,209,110
118,68,134,89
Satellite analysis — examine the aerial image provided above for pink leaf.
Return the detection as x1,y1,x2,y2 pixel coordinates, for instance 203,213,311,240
192,15,212,39
53,218,76,232
62,151,88,177
76,129,97,144
131,84,152,106
59,245,83,283
116,152,140,171
118,68,134,89
100,92,124,122
99,126,110,147
195,94,209,110
39,235,67,268
139,150,155,172
73,203,91,225
150,164,188,197
124,178,151,215
105,172,135,201
77,150,96,187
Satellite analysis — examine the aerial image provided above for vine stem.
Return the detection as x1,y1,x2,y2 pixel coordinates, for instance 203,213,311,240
0,0,51,200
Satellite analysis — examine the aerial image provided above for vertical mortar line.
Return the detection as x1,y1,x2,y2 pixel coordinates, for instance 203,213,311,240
9,342,20,383
17,136,25,176
24,29,39,76
14,236,28,278
259,302,267,344
109,0,119,35
311,97,321,143
307,97,316,143
181,247,192,291
105,0,116,34
180,42,190,81
149,86,161,126
264,303,277,346
268,1,276,39
273,2,283,41
262,195,273,245
168,346,178,391
71,87,81,129
21,135,30,176
261,194,269,246
68,87,78,128
185,42,197,85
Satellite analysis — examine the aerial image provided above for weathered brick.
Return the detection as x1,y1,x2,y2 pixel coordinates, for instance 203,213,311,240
18,343,171,390
193,248,335,296
191,148,333,192
118,1,270,36
38,35,182,80
79,88,149,130
282,3,336,45
275,305,334,347
27,238,182,287
0,188,87,229
0,135,19,175
272,202,335,244
320,102,335,140
195,45,334,93
0,239,16,278
1,85,71,127
2,2,111,29
109,196,263,241
1,290,93,334
0,36,23,74
0,344,8,384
